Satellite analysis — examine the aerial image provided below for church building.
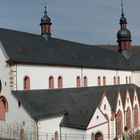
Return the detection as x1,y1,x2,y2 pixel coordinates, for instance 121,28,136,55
0,2,140,140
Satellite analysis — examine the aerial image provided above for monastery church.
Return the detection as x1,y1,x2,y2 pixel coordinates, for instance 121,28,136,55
0,2,140,140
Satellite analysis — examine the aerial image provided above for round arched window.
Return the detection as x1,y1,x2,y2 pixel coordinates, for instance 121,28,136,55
0,80,2,93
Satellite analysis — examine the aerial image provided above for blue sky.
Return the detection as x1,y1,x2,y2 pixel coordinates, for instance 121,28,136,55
0,0,140,45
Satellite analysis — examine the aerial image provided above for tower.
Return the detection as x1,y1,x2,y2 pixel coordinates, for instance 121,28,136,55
117,0,131,52
40,5,52,39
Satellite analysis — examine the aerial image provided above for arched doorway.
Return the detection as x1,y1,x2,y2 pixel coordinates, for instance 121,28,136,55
126,107,131,129
20,128,25,140
116,110,123,136
134,105,138,127
95,132,103,140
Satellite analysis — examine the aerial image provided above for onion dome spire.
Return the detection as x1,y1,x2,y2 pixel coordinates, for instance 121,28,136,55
41,4,51,23
120,0,127,25
40,4,52,39
117,0,132,52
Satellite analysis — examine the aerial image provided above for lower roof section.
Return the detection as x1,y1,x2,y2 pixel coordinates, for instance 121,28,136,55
12,84,140,129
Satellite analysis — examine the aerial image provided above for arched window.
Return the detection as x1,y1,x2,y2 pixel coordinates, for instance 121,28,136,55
91,132,95,140
117,76,120,85
49,76,54,89
54,131,58,140
104,104,106,110
95,132,103,140
83,76,88,87
24,76,30,90
126,76,128,84
98,76,101,86
58,76,63,89
114,76,116,85
134,105,138,127
119,100,121,106
129,76,131,84
0,80,2,93
103,76,106,86
76,76,80,88
126,107,131,129
116,110,123,136
0,96,8,120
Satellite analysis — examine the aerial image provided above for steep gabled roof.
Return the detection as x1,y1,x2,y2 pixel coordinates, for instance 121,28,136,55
1,28,139,70
105,84,139,112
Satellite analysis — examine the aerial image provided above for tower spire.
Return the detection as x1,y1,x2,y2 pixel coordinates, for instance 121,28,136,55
40,4,52,39
44,3,47,15
121,0,124,17
117,0,132,52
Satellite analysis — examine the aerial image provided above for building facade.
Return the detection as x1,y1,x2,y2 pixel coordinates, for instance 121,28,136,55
0,2,140,140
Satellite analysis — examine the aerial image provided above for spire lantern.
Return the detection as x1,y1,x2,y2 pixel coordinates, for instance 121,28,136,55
40,4,52,39
117,0,132,52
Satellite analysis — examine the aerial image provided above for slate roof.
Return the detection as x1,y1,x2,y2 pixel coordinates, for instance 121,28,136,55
1,28,140,70
105,84,139,112
12,87,104,129
12,84,140,129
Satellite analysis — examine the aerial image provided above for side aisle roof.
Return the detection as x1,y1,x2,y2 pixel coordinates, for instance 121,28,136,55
12,84,140,129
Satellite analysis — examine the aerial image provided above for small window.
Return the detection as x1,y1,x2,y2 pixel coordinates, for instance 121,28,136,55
96,115,99,120
83,76,88,87
58,76,63,89
0,96,8,120
129,76,131,84
103,76,106,86
0,80,2,93
98,76,101,86
104,104,106,110
114,76,116,85
49,76,54,89
118,76,120,85
135,96,137,101
24,76,30,90
126,76,128,84
76,76,80,88
119,100,121,106
127,97,129,103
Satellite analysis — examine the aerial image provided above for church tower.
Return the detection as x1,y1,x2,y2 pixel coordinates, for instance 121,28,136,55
117,0,131,52
40,5,52,39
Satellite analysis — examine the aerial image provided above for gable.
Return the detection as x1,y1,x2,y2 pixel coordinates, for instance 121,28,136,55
87,108,107,130
116,92,124,113
99,94,112,120
133,90,139,108
124,91,132,111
